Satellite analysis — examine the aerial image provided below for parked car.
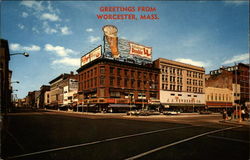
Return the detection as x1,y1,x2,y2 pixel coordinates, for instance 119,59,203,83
163,111,181,115
127,110,140,116
199,111,212,114
127,110,160,116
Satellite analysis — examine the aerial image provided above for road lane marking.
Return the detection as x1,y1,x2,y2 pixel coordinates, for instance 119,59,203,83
5,130,25,152
207,135,249,144
8,125,199,159
125,126,242,160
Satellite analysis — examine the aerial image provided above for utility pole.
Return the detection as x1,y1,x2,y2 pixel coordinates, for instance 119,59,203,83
235,63,238,120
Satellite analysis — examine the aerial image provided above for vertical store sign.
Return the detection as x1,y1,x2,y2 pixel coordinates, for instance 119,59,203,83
81,45,102,66
69,79,78,92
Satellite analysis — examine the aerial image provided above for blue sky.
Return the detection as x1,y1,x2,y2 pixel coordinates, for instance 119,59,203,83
1,0,249,98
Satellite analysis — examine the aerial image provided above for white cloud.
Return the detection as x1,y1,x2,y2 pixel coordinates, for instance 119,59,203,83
18,24,25,30
88,36,100,43
222,53,249,65
224,1,249,5
60,26,72,35
86,28,93,32
32,27,40,33
52,57,79,67
21,12,28,18
10,43,41,51
42,21,58,34
47,1,60,14
175,58,207,67
40,13,60,21
44,44,74,57
20,1,44,11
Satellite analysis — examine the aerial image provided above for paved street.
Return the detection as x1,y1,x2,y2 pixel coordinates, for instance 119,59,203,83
1,110,249,160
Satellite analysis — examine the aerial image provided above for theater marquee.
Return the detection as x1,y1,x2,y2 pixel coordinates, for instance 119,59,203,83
129,42,152,59
81,45,102,66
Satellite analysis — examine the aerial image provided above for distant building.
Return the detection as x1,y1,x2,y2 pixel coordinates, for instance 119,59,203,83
63,79,78,107
48,71,77,108
44,91,50,107
207,63,249,107
154,58,205,112
205,87,233,111
38,85,50,108
26,90,40,108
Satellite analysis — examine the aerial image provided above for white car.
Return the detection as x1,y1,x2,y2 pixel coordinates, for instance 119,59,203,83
163,111,181,115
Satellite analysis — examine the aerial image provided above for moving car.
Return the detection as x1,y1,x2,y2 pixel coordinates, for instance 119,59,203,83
199,110,212,114
163,111,181,115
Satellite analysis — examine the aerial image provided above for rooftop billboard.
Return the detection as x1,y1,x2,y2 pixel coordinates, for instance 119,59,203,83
80,45,102,66
104,38,152,64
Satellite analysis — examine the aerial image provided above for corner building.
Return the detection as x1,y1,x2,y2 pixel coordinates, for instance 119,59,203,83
154,58,205,112
77,25,160,112
77,58,159,112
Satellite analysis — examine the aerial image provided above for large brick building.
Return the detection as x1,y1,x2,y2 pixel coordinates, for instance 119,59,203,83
154,58,205,112
77,58,160,112
76,25,160,112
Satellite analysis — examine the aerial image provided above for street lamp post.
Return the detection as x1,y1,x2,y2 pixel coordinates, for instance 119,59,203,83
11,81,20,84
10,52,29,57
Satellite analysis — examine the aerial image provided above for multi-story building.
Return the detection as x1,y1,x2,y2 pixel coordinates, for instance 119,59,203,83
77,58,159,112
63,79,78,107
154,58,205,112
37,85,50,108
77,25,160,112
49,71,77,108
0,39,11,114
208,63,249,107
44,91,50,107
205,87,233,112
26,90,40,108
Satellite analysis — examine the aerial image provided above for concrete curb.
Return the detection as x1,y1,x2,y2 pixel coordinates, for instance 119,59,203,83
219,120,250,126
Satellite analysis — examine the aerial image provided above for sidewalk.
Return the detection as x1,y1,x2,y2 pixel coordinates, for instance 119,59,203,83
219,119,250,126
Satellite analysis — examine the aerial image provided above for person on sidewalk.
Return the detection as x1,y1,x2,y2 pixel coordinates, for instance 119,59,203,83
227,109,232,120
222,109,227,121
241,108,245,121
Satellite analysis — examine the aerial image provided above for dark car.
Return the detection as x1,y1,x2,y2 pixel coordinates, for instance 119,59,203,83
199,111,212,114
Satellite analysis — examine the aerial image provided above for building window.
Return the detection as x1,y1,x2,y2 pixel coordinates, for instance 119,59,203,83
124,70,128,76
117,78,121,86
144,81,147,88
124,79,129,87
138,72,141,79
110,67,114,74
131,71,135,78
117,68,121,76
100,76,105,85
110,77,114,86
137,80,141,88
171,93,175,96
131,79,135,88
143,73,147,79
100,66,105,74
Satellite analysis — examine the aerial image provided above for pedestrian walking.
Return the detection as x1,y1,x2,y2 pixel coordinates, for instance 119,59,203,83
241,108,245,121
245,108,249,120
222,109,227,121
227,109,232,120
